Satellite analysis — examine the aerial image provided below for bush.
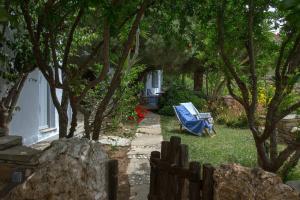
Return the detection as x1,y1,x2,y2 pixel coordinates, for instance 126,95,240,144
225,114,249,129
216,106,249,129
158,85,207,116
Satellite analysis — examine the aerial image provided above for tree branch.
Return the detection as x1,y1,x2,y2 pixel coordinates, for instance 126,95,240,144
246,0,257,114
7,73,28,121
62,7,84,70
77,18,110,101
274,145,297,171
226,80,245,107
217,0,250,108
49,32,63,87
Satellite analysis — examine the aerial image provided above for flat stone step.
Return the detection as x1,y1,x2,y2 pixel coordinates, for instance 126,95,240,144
0,136,22,150
0,145,41,164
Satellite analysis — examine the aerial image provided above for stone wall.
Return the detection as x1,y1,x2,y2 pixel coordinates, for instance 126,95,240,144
214,164,300,200
4,138,109,200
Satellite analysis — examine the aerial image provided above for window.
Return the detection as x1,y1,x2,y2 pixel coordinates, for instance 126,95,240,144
152,71,159,88
38,74,55,130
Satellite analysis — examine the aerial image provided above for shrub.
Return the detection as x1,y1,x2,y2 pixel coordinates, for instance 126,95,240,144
112,64,146,123
225,114,249,129
158,85,207,116
216,106,249,129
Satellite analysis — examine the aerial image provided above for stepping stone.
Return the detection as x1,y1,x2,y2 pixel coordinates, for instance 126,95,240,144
0,145,41,164
131,135,163,146
0,136,22,150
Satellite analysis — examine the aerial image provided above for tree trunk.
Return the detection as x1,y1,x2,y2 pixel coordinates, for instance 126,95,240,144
83,110,91,139
0,73,29,136
270,130,278,162
254,138,273,171
92,0,149,140
67,95,78,138
58,113,68,138
0,105,9,136
58,90,69,138
193,68,204,92
92,79,118,140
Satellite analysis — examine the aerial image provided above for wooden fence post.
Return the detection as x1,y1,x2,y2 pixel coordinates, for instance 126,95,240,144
202,164,215,200
148,151,160,200
108,159,118,200
189,161,201,200
160,141,170,200
169,136,181,164
168,136,181,200
175,144,189,200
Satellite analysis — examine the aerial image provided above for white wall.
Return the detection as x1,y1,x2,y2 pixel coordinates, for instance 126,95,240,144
1,25,60,145
8,69,60,145
145,70,163,96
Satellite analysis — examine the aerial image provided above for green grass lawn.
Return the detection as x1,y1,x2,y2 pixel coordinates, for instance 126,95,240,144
161,116,300,181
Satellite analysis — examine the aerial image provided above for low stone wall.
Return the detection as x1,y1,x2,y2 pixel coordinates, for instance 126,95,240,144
214,164,300,200
4,138,109,200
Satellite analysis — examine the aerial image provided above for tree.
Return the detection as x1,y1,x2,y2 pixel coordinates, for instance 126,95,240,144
217,0,300,175
10,0,153,140
0,1,35,136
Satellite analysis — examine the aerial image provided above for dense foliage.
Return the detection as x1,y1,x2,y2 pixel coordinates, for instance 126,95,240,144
158,84,206,116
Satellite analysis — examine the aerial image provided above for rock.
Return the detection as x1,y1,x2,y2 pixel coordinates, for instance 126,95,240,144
0,145,41,164
0,135,22,150
214,164,300,200
4,138,109,200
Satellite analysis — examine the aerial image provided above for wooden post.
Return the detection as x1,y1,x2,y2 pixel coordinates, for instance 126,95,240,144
176,144,189,200
148,151,160,200
169,136,181,164
161,141,170,160
189,161,201,200
159,141,170,199
202,164,215,200
108,159,118,200
168,136,181,199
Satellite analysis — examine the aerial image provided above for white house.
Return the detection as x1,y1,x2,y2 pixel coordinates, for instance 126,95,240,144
0,24,62,145
0,70,61,145
143,69,163,109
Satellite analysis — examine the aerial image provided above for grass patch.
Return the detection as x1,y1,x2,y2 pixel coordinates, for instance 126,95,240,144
161,116,300,181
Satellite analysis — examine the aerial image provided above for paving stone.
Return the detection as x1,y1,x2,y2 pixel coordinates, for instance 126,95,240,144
131,135,163,146
0,136,22,150
128,174,150,185
128,146,160,156
129,184,150,200
127,158,150,175
136,127,161,135
0,145,41,163
98,136,131,147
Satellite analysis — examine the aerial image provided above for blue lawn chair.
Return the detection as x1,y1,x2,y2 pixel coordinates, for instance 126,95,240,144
173,105,215,136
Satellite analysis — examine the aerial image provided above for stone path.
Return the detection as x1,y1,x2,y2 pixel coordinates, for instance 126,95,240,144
127,112,162,200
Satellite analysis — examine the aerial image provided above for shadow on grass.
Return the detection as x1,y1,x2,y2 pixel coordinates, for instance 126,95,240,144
169,128,202,137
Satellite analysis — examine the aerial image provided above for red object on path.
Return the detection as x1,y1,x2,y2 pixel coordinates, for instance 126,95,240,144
128,105,149,123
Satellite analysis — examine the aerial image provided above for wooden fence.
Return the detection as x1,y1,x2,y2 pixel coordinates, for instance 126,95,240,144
148,136,215,200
